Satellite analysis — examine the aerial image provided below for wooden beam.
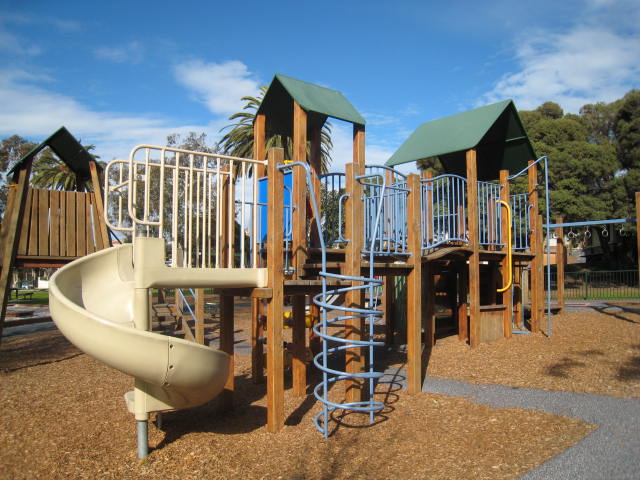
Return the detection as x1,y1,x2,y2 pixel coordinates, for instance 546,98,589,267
383,275,395,345
292,295,307,396
251,298,265,383
266,147,285,432
528,160,540,332
466,149,481,348
195,288,205,344
89,160,110,249
353,124,365,165
344,162,365,402
457,262,469,342
536,214,545,326
0,161,33,343
219,294,234,409
556,217,565,315
292,101,307,276
254,113,267,176
406,174,423,393
500,170,512,339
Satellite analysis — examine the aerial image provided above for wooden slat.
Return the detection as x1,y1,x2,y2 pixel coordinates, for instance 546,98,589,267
37,189,49,256
89,160,110,249
85,194,95,254
406,174,423,393
49,190,60,257
65,191,76,257
27,189,39,256
76,192,86,257
253,113,266,176
59,191,67,257
266,148,285,432
466,149,481,348
17,189,33,256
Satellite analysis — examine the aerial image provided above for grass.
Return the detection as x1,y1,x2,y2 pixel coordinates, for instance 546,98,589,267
7,290,49,306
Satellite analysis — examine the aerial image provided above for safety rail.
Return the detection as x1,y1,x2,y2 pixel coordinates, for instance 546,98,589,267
510,193,530,251
319,172,347,246
104,145,267,269
421,174,468,249
361,166,409,256
477,181,503,248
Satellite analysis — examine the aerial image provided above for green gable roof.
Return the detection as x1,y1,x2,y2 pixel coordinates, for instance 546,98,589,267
9,126,97,182
257,74,365,136
385,100,536,180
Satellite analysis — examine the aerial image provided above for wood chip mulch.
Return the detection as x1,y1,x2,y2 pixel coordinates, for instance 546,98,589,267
4,303,635,479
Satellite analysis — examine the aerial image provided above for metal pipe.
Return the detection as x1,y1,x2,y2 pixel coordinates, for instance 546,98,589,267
496,199,512,293
137,420,148,459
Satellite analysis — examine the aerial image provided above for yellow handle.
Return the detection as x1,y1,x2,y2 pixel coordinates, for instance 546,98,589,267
496,200,512,293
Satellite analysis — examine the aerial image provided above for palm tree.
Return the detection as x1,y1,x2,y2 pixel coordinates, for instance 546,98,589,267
30,145,103,191
218,86,334,173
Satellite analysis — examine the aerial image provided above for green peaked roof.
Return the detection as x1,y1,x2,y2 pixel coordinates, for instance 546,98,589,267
386,100,536,180
257,74,365,136
9,126,97,182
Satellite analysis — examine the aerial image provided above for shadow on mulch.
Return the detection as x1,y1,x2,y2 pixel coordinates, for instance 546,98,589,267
0,330,81,373
617,345,640,382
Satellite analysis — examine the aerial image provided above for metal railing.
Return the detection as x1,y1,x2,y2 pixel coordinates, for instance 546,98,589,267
361,166,409,256
104,145,266,269
477,180,503,248
421,174,468,249
510,193,530,250
319,172,347,246
546,270,640,300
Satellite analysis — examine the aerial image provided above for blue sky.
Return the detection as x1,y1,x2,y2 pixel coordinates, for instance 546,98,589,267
1,0,639,172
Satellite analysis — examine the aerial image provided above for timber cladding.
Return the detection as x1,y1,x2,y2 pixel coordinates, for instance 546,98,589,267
16,188,108,260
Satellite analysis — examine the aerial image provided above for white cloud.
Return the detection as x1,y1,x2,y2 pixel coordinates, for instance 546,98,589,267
483,26,640,112
0,68,220,161
94,41,145,64
0,27,41,56
173,60,260,116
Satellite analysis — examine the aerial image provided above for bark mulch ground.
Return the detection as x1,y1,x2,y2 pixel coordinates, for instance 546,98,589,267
4,303,636,479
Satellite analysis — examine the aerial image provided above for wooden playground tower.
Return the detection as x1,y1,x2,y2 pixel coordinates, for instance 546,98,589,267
207,75,547,432
0,127,110,340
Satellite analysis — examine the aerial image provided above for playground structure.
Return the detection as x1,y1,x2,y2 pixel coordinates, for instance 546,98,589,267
11,74,640,459
0,127,110,337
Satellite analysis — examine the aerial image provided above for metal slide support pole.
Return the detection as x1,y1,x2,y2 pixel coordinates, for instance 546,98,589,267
137,420,148,459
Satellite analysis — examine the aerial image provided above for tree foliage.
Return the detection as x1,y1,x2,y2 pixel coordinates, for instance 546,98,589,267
0,135,37,220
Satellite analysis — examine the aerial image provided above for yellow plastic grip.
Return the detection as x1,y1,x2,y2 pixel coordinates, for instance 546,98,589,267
496,199,512,293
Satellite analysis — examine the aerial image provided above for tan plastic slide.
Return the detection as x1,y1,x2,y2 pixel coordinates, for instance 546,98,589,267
49,238,267,419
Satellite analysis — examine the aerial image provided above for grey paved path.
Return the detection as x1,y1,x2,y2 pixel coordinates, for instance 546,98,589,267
422,376,640,480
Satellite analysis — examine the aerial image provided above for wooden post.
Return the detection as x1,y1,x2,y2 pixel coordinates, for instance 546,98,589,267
195,288,205,344
500,170,512,339
536,214,545,327
556,217,565,315
0,162,33,342
308,126,323,248
219,294,234,409
383,275,395,345
89,160,110,249
353,124,365,166
292,295,307,396
528,160,540,332
292,101,308,276
406,174,423,393
266,148,285,432
457,262,469,342
251,298,265,383
344,162,364,402
254,113,267,175
423,262,435,346
466,150,481,348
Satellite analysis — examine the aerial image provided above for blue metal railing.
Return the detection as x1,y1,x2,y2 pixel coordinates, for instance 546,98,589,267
319,172,347,246
510,193,530,250
421,174,468,249
361,168,409,256
477,181,503,248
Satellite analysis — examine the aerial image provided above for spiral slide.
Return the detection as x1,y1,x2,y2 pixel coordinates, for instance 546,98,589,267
49,238,267,456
